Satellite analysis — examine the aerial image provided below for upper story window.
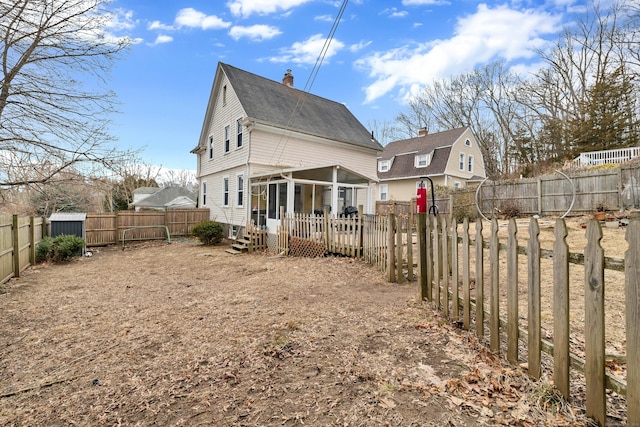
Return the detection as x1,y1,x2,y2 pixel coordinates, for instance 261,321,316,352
379,184,388,201
222,85,227,105
237,175,244,207
208,136,213,160
465,139,471,147
459,153,465,171
378,160,390,172
236,119,243,149
468,155,474,173
224,125,230,153
415,154,431,168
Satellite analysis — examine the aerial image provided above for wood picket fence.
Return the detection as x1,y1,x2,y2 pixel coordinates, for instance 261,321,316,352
415,213,639,426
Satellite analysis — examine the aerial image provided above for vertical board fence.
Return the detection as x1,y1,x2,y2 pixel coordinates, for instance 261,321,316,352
416,212,638,426
0,215,46,284
85,209,210,246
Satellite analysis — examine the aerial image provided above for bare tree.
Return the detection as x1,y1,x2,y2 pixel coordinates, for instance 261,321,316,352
0,0,135,190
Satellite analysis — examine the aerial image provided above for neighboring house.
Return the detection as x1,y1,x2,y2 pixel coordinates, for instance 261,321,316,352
191,63,383,238
377,127,486,202
131,187,197,211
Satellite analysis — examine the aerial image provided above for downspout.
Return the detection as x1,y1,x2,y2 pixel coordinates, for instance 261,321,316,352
332,166,339,217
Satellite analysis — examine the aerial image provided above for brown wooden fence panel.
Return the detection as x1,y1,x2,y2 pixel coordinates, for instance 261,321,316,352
626,214,640,425
86,214,117,246
0,215,13,284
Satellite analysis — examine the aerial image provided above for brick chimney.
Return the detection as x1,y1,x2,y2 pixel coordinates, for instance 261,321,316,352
282,69,294,87
418,127,428,137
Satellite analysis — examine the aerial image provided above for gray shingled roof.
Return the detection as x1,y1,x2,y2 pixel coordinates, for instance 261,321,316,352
133,187,197,208
378,127,468,180
220,63,383,152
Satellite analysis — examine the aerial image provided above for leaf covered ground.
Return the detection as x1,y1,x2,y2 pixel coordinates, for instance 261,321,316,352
0,240,595,426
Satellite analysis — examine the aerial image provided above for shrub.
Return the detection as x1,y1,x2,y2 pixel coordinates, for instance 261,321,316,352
36,237,54,263
36,235,84,263
500,200,521,219
450,191,478,223
192,221,224,246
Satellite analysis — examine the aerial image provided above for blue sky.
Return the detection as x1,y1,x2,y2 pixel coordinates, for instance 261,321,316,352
104,0,590,172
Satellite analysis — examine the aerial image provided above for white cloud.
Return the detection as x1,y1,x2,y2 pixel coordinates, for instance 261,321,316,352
148,21,174,31
147,34,174,46
269,33,345,65
107,8,138,31
350,40,372,53
227,0,313,18
356,4,562,103
229,24,282,41
315,14,334,22
175,8,231,30
402,0,451,5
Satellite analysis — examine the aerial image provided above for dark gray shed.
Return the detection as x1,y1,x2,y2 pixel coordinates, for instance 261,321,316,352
49,213,87,253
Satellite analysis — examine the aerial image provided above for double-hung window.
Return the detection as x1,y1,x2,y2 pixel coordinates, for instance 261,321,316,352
208,136,213,160
379,184,388,201
468,155,474,173
459,153,465,171
237,175,244,207
236,120,243,148
223,177,229,206
202,182,207,206
415,154,430,168
224,125,230,153
378,160,390,172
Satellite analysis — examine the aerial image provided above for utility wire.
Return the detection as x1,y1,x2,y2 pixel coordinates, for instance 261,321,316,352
269,0,349,165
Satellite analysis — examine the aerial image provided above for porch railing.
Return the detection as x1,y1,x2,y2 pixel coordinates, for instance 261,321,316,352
576,146,640,166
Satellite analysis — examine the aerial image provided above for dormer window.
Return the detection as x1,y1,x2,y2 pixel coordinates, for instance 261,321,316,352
415,154,431,168
378,160,390,172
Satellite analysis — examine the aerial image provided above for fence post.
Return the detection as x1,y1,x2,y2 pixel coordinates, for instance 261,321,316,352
433,216,441,309
417,213,427,301
584,219,606,426
475,219,484,337
537,178,542,215
12,215,20,278
490,217,500,353
553,218,570,399
462,218,470,330
396,216,404,283
451,219,459,322
507,218,519,365
441,215,449,318
29,216,36,265
626,212,640,426
387,213,396,283
528,218,541,379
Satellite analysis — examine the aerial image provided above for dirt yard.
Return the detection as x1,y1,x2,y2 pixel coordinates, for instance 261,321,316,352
0,237,606,426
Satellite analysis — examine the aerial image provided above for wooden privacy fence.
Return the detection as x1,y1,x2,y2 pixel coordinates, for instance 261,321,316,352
0,215,46,284
415,213,639,426
85,209,210,246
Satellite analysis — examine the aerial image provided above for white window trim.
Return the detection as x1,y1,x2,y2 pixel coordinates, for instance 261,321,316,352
465,139,471,147
224,125,230,153
201,181,207,206
459,153,465,171
237,174,244,208
468,155,474,173
236,118,243,149
454,181,461,189
208,136,213,160
223,176,230,207
379,184,388,201
415,153,431,168
378,160,390,172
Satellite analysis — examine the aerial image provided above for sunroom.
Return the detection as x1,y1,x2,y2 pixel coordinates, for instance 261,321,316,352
249,164,377,233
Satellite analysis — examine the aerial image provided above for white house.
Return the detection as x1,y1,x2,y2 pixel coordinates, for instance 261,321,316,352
191,63,383,238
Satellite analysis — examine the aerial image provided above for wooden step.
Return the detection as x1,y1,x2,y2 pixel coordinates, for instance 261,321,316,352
225,248,243,255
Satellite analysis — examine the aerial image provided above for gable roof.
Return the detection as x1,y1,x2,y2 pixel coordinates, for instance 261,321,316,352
378,127,468,180
132,187,197,208
218,63,383,152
